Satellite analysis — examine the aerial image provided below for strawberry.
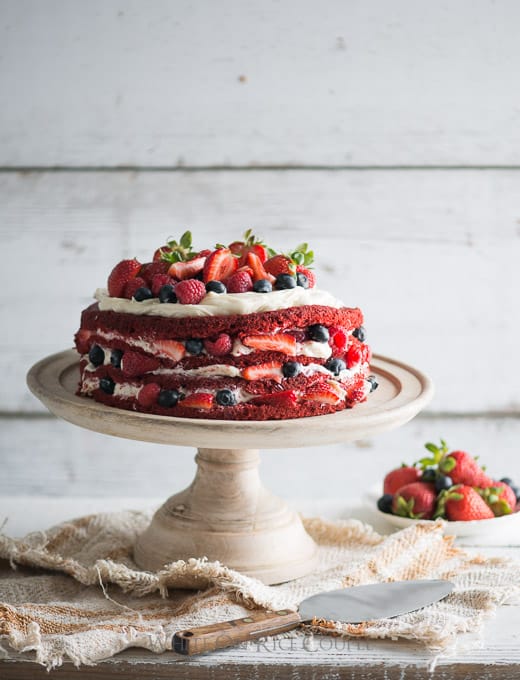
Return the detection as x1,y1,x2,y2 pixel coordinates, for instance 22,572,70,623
296,265,316,288
242,334,297,355
226,271,254,294
168,256,206,281
228,229,268,265
121,351,160,377
75,329,94,354
346,345,362,368
242,362,283,382
251,390,298,408
174,279,207,305
481,481,517,517
264,254,296,277
153,231,195,264
123,276,148,299
196,249,212,258
153,246,172,262
107,259,142,298
303,384,343,405
438,485,495,521
154,340,186,362
151,273,175,296
383,466,421,496
203,248,239,283
140,261,170,285
137,382,161,408
204,334,233,356
392,482,437,520
182,392,214,410
329,327,348,353
440,450,493,488
246,252,275,283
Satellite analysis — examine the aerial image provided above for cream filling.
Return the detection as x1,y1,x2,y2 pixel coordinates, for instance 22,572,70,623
94,287,345,318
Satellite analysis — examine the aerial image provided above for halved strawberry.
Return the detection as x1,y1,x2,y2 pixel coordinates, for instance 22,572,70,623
107,259,142,298
137,382,161,408
264,254,296,277
228,230,268,265
154,340,186,362
242,334,297,355
246,252,276,283
182,392,214,410
242,362,283,382
304,384,343,405
203,248,239,283
168,256,206,280
121,351,160,377
251,390,298,408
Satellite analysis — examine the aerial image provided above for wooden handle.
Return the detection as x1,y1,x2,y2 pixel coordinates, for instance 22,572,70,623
172,609,302,655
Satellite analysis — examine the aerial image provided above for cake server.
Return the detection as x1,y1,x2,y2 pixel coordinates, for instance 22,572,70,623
172,579,453,655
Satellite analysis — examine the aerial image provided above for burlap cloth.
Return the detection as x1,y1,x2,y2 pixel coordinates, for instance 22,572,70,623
0,510,518,669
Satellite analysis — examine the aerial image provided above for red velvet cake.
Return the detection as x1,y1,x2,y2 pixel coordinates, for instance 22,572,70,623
74,232,377,420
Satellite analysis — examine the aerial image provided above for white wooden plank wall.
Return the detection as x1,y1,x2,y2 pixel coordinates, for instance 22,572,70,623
1,1,519,503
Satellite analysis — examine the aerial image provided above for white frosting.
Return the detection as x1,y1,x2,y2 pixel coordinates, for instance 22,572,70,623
94,287,344,318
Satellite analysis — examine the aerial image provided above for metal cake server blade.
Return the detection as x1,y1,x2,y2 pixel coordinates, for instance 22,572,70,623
172,579,454,655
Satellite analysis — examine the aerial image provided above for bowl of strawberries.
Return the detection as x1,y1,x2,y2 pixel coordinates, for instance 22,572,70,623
376,440,520,536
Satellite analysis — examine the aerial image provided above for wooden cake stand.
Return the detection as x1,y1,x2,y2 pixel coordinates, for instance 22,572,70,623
27,350,433,584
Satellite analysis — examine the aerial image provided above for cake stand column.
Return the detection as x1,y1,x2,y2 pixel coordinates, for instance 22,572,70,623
133,447,318,584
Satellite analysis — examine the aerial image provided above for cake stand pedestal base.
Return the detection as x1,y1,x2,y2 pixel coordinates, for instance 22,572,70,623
133,448,318,584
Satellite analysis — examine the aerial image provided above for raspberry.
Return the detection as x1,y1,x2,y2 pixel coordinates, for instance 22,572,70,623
346,344,362,368
137,382,161,408
123,277,147,300
329,327,348,353
140,261,170,285
226,271,254,294
174,278,207,305
296,265,316,288
151,273,174,296
204,334,233,356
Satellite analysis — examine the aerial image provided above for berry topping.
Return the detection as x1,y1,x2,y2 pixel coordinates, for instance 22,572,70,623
204,334,233,356
325,358,346,375
174,278,207,305
307,324,329,343
296,265,316,288
110,349,123,369
282,361,302,378
274,273,297,290
158,284,178,304
228,230,269,266
154,340,186,362
352,326,366,342
264,254,296,277
392,482,437,520
215,389,238,406
140,261,170,286
154,231,195,263
121,351,160,378
182,392,214,410
168,256,206,281
123,276,147,300
296,272,309,288
377,494,394,514
185,338,204,355
108,259,142,298
346,345,362,368
99,377,115,395
206,280,227,294
245,251,275,283
251,390,298,408
329,327,348,353
137,382,161,408
203,248,239,283
133,286,153,302
88,345,105,367
151,274,174,297
242,362,283,382
304,384,343,405
226,270,254,294
383,466,421,496
158,389,180,408
242,333,297,355
253,279,273,293
367,375,378,392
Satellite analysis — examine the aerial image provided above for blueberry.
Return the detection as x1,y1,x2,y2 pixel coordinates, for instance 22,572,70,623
133,287,153,302
325,358,346,375
275,273,297,290
367,375,379,392
307,324,329,342
89,345,105,367
511,486,520,502
296,272,309,288
157,389,180,408
377,494,393,514
185,338,204,355
110,349,123,369
206,280,227,294
282,361,302,378
352,326,366,342
253,279,273,293
422,467,437,483
500,477,514,487
435,475,453,492
216,389,237,406
159,284,177,304
99,377,115,395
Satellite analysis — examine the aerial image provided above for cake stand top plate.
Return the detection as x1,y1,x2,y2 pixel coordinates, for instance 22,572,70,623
27,350,433,449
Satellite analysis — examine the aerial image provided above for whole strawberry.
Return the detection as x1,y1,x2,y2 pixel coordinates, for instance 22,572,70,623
481,481,517,517
107,259,142,298
174,278,206,305
440,450,493,488
383,466,421,496
392,482,437,520
438,485,495,521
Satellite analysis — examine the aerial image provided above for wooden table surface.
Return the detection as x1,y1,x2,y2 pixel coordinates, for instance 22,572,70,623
1,497,520,679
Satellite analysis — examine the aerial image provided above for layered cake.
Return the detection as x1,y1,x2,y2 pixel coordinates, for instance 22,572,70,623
75,232,377,420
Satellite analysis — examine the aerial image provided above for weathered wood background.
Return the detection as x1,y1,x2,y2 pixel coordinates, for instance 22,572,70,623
1,0,519,508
